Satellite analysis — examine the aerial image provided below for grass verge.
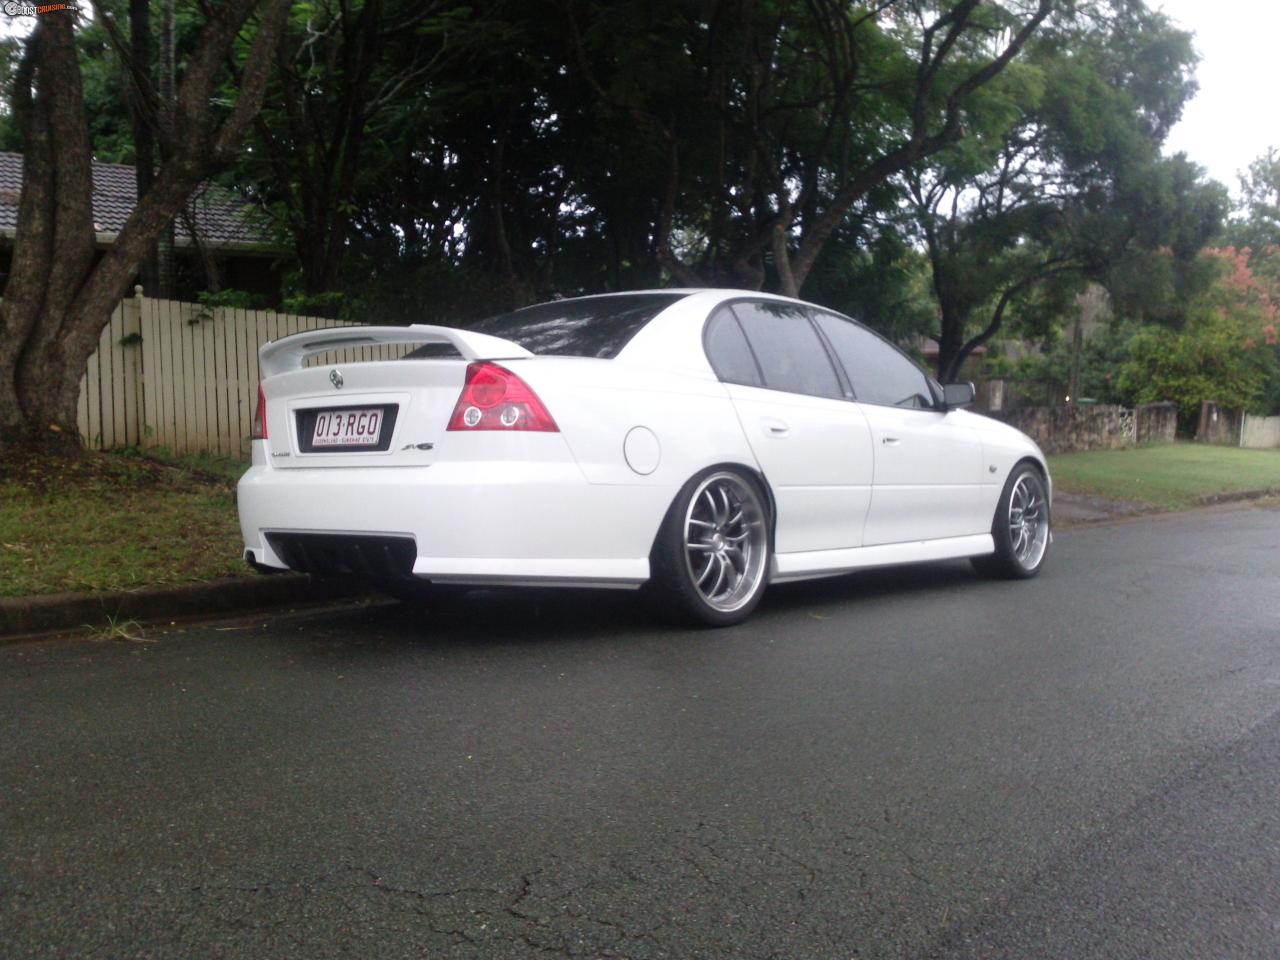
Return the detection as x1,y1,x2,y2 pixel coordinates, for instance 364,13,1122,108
1047,442,1280,510
0,449,249,598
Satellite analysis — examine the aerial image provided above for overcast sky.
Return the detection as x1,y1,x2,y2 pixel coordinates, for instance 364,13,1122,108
1157,0,1277,195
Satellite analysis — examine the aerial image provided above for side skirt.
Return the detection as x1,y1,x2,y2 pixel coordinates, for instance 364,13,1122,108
770,534,995,583
412,556,649,589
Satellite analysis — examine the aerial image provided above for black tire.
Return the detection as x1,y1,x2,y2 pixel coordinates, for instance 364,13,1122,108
971,461,1051,579
648,467,772,627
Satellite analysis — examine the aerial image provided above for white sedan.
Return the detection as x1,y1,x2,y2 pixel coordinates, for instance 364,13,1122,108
238,290,1051,625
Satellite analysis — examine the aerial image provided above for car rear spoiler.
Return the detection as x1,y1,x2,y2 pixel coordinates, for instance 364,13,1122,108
258,324,533,377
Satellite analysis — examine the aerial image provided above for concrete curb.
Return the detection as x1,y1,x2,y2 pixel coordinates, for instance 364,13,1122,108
1054,487,1280,529
0,574,369,642
1195,487,1280,506
1051,490,1154,527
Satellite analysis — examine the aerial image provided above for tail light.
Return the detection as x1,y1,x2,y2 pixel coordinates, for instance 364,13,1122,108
447,362,558,432
251,384,268,440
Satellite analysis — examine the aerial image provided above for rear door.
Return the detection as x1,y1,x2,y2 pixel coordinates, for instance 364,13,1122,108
706,302,874,554
810,310,985,544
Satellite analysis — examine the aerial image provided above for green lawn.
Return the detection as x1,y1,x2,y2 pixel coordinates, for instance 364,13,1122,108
1048,442,1280,509
0,450,248,598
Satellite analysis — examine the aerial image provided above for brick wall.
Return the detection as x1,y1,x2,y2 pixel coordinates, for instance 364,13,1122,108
993,403,1176,455
1134,403,1177,445
997,405,1133,455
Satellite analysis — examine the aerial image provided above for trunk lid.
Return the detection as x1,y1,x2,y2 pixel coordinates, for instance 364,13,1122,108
258,324,571,469
263,359,469,469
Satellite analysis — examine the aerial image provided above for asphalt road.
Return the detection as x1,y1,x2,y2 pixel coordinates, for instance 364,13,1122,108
2,504,1279,959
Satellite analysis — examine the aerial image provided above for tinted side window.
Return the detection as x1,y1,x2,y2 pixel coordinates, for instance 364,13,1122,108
731,301,842,399
813,310,934,409
704,307,764,387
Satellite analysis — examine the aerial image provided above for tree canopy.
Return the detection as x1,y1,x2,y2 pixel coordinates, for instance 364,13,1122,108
1224,147,1280,253
0,0,1255,447
896,1,1231,378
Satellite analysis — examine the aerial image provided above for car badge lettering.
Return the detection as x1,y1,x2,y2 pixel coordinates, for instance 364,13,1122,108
329,369,343,389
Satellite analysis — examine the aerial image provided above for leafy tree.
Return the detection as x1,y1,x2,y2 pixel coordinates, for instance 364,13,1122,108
1224,147,1280,253
1116,246,1280,427
562,0,1055,297
802,225,939,347
0,2,292,448
239,0,479,302
0,14,132,160
2,0,1245,447
266,0,1066,315
1004,312,1141,407
900,0,1227,381
1117,314,1272,430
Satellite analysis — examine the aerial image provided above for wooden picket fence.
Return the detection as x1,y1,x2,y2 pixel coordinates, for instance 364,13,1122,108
76,292,408,457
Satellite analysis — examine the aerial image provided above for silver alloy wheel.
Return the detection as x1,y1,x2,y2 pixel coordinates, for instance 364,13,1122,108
683,471,769,613
1008,472,1049,570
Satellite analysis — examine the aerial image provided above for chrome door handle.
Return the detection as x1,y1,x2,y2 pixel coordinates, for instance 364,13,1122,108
762,418,790,437
881,436,901,446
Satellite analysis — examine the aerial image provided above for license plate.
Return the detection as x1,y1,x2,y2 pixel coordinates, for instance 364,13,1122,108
312,408,383,447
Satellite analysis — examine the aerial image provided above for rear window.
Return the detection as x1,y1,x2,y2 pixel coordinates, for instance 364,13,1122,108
451,293,688,359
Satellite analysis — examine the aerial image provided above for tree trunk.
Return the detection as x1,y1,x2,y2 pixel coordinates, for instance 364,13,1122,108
2,14,96,448
1067,311,1083,404
935,302,968,383
0,0,293,451
771,204,798,298
927,237,971,383
154,0,177,298
269,0,384,299
0,35,49,438
128,0,159,295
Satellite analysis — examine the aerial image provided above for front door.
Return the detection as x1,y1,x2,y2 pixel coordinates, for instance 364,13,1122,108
856,404,984,544
810,309,985,546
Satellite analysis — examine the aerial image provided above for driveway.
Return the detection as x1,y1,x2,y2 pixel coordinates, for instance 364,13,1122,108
2,504,1279,958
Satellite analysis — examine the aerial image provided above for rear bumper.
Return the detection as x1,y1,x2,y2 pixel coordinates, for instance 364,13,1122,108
237,457,672,587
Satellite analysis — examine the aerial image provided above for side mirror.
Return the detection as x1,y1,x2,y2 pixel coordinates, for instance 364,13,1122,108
942,381,975,409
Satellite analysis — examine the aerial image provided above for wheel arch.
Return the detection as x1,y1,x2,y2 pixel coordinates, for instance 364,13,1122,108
1014,454,1053,506
647,460,778,560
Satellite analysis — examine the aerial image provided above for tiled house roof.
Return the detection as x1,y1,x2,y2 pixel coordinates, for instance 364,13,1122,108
0,151,279,250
